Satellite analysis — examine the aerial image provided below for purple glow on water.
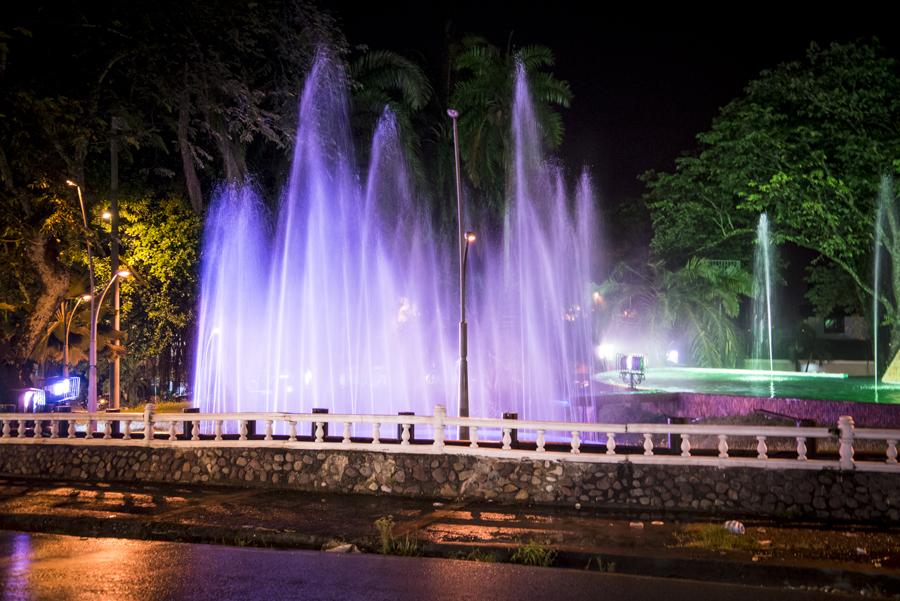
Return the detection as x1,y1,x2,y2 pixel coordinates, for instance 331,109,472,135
193,55,597,423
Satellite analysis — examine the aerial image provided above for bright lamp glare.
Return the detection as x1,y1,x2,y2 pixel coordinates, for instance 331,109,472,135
666,349,679,364
116,269,131,278
595,343,615,361
50,380,71,396
102,210,112,220
65,179,77,187
81,294,92,301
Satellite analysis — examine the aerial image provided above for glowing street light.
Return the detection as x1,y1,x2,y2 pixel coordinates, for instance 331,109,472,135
62,293,92,378
66,179,98,411
448,108,473,438
87,269,131,412
101,210,112,220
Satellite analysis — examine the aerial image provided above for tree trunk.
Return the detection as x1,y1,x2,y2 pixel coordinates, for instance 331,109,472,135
178,91,204,214
11,233,70,366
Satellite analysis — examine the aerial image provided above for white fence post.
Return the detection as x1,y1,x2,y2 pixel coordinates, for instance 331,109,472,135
433,405,446,451
838,415,855,470
143,403,155,444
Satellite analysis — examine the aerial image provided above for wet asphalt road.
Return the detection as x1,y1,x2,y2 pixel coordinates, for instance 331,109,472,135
0,530,856,601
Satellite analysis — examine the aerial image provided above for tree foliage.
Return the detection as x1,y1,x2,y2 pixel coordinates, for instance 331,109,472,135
596,259,752,367
643,40,900,350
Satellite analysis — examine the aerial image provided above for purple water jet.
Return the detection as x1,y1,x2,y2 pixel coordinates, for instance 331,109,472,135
193,54,598,426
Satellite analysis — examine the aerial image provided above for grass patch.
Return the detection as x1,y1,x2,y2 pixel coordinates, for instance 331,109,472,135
374,515,421,556
456,548,497,563
675,524,762,552
510,539,557,567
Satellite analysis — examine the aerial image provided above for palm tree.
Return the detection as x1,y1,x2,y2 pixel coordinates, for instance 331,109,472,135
596,259,752,367
450,36,572,215
349,48,433,186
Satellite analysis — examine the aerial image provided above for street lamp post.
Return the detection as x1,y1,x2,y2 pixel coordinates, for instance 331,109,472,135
66,180,97,411
63,294,92,378
447,108,472,439
89,270,131,410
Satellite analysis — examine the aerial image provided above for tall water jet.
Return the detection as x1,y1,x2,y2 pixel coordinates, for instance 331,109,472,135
193,52,598,425
468,61,597,421
752,213,775,391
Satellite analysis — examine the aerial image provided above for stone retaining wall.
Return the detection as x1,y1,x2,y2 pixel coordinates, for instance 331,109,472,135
1,444,897,523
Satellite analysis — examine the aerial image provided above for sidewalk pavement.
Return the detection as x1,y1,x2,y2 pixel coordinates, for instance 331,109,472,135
0,477,897,596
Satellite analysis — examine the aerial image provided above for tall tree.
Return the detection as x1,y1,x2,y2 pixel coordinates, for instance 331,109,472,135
643,40,900,352
449,36,572,216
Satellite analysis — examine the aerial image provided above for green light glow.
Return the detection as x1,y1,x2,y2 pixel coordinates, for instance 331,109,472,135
659,367,848,380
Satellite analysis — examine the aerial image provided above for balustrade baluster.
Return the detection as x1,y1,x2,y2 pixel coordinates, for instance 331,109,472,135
642,433,653,456
123,421,132,440
50,420,59,439
68,420,77,440
214,420,223,441
265,420,273,441
191,421,200,441
887,439,898,464
372,423,380,444
606,432,616,455
104,421,112,440
400,424,411,446
342,422,351,444
570,431,581,454
796,437,808,461
680,434,691,457
501,428,512,450
717,434,729,458
288,421,298,442
17,420,26,439
756,435,768,459
469,426,479,449
239,420,248,442
536,430,546,452
315,422,325,443
168,421,177,441
2,420,10,438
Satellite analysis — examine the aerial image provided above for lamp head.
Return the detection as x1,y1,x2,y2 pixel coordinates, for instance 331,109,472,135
116,269,131,279
447,108,459,119
80,294,92,302
465,231,476,243
65,179,78,188
102,210,112,220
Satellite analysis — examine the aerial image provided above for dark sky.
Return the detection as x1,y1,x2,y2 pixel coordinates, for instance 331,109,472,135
329,2,898,203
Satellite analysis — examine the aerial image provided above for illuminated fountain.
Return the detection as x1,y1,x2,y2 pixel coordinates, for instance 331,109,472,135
192,53,597,424
752,213,775,393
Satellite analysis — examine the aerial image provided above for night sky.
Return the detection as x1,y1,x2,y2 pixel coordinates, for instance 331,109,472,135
330,3,898,204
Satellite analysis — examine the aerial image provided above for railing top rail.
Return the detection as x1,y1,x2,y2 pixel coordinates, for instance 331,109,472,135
444,416,629,433
854,428,900,440
626,423,834,438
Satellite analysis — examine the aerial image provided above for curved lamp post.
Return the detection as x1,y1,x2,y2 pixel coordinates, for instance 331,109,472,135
88,269,130,412
63,293,92,378
447,108,473,438
66,179,98,410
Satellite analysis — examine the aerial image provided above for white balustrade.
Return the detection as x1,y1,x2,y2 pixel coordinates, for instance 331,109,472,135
0,408,896,474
